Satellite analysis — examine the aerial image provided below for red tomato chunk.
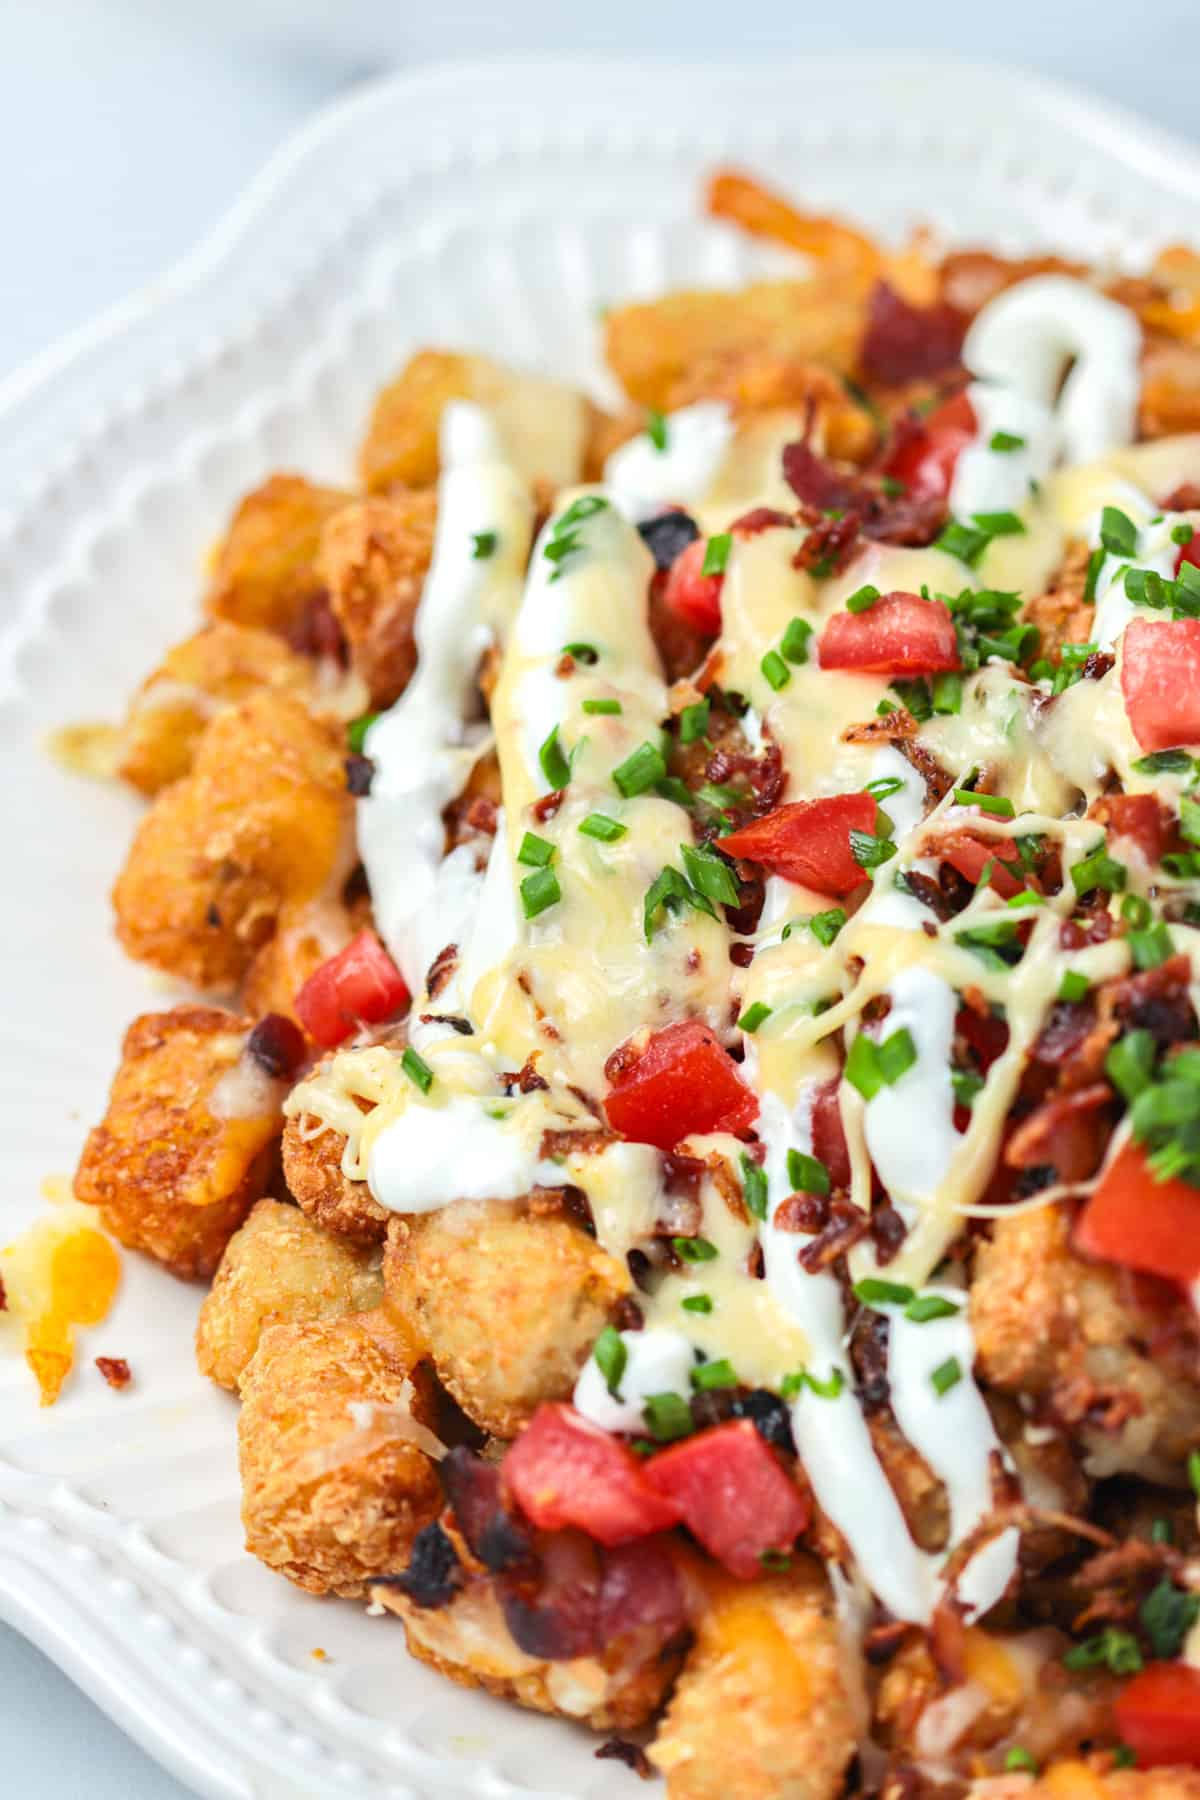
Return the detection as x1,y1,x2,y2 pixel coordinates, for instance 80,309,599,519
661,537,724,635
882,391,976,501
720,794,877,897
1074,1141,1200,1285
503,1405,681,1545
293,928,409,1048
1120,617,1200,752
819,591,960,676
1115,1662,1200,1768
642,1420,811,1579
604,1018,758,1149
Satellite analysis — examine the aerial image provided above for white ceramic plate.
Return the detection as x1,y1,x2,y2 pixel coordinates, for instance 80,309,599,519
3,55,1200,1800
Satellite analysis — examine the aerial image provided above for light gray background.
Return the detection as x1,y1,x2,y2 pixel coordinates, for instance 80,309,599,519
4,2,1199,1792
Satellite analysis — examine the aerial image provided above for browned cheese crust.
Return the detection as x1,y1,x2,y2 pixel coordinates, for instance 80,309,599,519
317,491,437,709
372,1571,683,1732
971,1204,1200,1475
383,1202,630,1439
206,473,352,635
195,1197,383,1390
117,621,315,796
74,1006,282,1279
237,1313,440,1596
282,1112,390,1244
647,1562,858,1800
112,691,351,990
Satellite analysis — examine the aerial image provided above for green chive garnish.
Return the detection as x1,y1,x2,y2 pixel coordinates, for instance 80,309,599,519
613,740,667,797
401,1047,434,1094
517,832,555,868
579,812,627,843
521,866,561,918
702,533,732,577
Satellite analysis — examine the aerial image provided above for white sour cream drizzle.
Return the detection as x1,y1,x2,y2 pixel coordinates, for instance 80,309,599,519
574,1329,695,1434
358,402,532,992
861,966,959,1227
604,401,735,522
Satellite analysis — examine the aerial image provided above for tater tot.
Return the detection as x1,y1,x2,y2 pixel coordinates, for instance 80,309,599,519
206,473,352,636
113,691,352,991
383,1202,629,1439
317,491,437,709
648,1562,858,1800
358,349,586,494
374,1567,681,1731
282,1112,390,1243
971,1205,1200,1472
238,1313,440,1596
241,896,365,1027
116,621,315,796
74,1007,285,1280
195,1198,383,1390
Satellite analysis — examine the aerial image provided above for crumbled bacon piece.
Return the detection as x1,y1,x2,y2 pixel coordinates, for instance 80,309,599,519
730,505,794,536
425,942,458,998
791,508,862,575
859,281,967,386
531,789,565,823
380,1521,462,1610
1162,481,1200,512
246,1012,307,1081
95,1356,131,1390
596,1740,652,1779
287,590,346,662
869,1203,908,1265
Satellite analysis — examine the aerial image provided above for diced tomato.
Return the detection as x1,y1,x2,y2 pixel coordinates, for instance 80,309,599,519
1090,792,1167,866
1074,1141,1200,1285
1115,1663,1200,1769
811,1078,851,1188
604,1019,758,1149
818,592,960,676
1121,617,1200,752
293,928,409,1048
503,1405,682,1546
661,537,723,635
642,1420,810,1580
934,830,1026,900
719,793,877,897
882,391,976,501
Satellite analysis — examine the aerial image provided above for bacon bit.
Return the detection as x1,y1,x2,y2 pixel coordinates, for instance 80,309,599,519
287,591,346,663
95,1355,131,1390
595,1740,652,1779
1003,1083,1113,1183
792,508,863,576
1082,650,1115,681
729,941,755,969
869,1203,908,1266
842,710,919,744
531,789,565,824
773,1193,829,1233
512,1056,549,1095
425,943,458,999
797,1199,871,1272
746,1241,765,1280
540,1127,613,1159
420,1012,473,1036
707,1150,750,1224
782,441,863,512
730,505,794,535
897,737,955,802
0,1273,6,1311
704,740,785,817
246,1012,307,1081
863,1619,913,1665
613,1296,644,1332
464,794,498,836
1100,952,1196,1048
1164,481,1200,511
859,281,967,386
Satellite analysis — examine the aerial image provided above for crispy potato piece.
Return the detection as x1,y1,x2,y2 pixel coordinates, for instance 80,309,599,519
117,622,314,796
206,474,352,636
282,1112,389,1243
358,350,586,494
241,896,366,1026
1024,541,1095,664
384,1202,629,1438
1139,338,1200,439
74,1007,284,1280
971,1204,1200,1475
374,1566,681,1731
238,1313,440,1596
664,352,875,460
113,691,352,990
648,1562,858,1799
937,250,1088,318
604,281,865,414
195,1198,383,1390
317,491,437,708
706,169,882,284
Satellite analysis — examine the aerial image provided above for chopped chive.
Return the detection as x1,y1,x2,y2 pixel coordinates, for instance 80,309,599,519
845,1033,884,1100
691,1358,737,1392
737,1001,773,1033
702,533,731,577
655,775,693,807
936,519,992,565
761,649,791,691
1189,1448,1200,1495
850,829,897,870
582,697,622,715
880,474,906,496
1104,1029,1156,1101
1128,921,1173,970
593,1324,627,1396
973,510,1026,537
952,1068,984,1107
521,866,562,918
905,1294,961,1323
1058,970,1090,1004
613,740,667,798
759,1550,792,1571
877,1026,917,1084
931,671,963,715
673,1235,718,1263
642,1392,693,1442
802,1367,845,1400
1070,842,1126,896
1181,794,1200,846
1113,1746,1137,1770
781,616,814,663
562,640,598,664
1004,1747,1038,1774
989,431,1026,453
1083,547,1106,604
401,1047,434,1094
1121,892,1152,930
740,1153,768,1221
864,775,905,802
347,711,379,755
644,866,710,940
646,409,668,451
809,908,847,946
471,530,497,559
845,583,880,614
931,1356,963,1396
1172,521,1195,546
780,1370,806,1400
679,698,710,744
579,811,627,842
517,831,555,868
680,841,741,906
953,787,1015,818
854,1277,914,1307
787,1149,829,1195
681,1293,713,1314
1100,505,1139,558
1063,1630,1142,1675
538,725,571,790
